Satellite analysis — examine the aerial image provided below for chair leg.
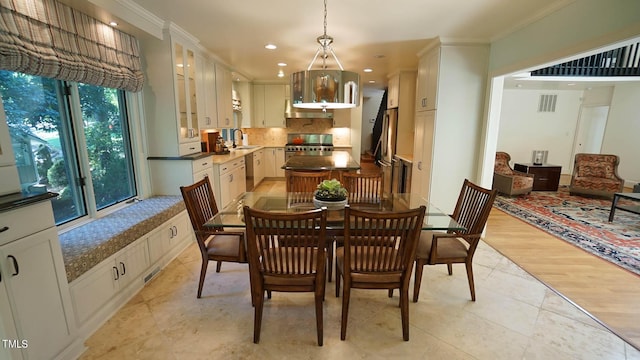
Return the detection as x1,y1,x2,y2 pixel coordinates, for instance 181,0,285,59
253,290,264,344
400,286,410,341
267,290,272,299
216,261,222,273
340,282,351,341
335,265,342,298
447,263,453,275
327,237,334,283
197,259,208,298
315,292,324,346
465,261,476,301
413,259,426,303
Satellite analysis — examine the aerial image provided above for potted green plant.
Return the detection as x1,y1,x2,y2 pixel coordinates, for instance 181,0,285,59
313,178,348,210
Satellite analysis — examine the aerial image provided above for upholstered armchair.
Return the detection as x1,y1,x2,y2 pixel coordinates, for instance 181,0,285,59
569,153,624,198
492,152,534,196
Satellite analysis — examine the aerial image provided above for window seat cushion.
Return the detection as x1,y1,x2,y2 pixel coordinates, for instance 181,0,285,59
59,196,185,283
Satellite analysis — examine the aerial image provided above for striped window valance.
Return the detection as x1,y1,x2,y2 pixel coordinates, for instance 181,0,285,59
0,0,144,92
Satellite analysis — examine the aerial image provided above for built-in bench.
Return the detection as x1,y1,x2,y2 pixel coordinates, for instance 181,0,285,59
59,196,185,283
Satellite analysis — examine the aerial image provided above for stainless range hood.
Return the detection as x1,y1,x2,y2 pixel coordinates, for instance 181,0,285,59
284,99,333,119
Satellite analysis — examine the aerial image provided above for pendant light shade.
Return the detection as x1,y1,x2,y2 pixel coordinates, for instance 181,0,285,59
290,0,360,110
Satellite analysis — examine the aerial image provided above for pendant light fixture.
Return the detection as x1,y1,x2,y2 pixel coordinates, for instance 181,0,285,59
290,0,360,111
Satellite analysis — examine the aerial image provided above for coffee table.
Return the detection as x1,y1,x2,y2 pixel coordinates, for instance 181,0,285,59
608,192,640,222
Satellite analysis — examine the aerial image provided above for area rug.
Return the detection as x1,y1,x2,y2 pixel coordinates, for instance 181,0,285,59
493,187,640,276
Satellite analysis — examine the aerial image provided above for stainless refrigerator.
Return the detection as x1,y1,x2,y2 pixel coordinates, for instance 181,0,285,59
378,108,397,197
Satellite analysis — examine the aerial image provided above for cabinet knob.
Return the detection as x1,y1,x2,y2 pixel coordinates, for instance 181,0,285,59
417,161,423,170
120,261,126,275
0,226,8,233
113,266,120,281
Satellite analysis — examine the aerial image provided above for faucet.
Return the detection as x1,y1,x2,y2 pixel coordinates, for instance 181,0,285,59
232,128,243,148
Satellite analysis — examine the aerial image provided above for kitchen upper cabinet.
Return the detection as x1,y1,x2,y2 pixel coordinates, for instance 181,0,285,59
198,56,219,129
389,71,416,157
416,47,440,112
142,25,202,156
0,201,77,360
264,147,285,178
252,84,286,128
215,64,233,128
387,74,400,109
332,109,351,127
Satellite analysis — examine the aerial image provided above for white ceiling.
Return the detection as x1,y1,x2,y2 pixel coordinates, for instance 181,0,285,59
87,0,576,90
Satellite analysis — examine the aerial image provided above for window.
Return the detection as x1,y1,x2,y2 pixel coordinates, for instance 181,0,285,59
0,70,137,225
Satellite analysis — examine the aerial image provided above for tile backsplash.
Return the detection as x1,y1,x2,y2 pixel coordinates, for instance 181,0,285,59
241,119,351,146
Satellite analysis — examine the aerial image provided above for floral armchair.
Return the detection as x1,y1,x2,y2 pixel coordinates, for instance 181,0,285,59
569,153,624,198
492,152,534,196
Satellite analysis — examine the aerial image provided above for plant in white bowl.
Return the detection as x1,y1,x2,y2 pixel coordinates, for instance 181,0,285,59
313,179,348,210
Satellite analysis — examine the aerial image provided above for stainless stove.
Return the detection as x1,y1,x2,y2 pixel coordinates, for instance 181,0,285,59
285,134,334,160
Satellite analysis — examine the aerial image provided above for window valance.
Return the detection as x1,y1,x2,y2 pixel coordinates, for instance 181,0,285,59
0,0,144,92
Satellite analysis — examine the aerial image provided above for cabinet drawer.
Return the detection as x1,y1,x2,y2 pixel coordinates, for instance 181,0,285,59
0,202,54,246
193,167,214,182
192,157,212,174
179,141,201,156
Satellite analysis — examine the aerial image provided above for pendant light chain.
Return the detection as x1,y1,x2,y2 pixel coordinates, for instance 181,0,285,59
322,0,327,70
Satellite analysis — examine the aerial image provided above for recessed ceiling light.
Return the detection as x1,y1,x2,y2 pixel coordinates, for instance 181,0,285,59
363,68,373,73
567,83,576,86
277,69,285,78
265,44,277,50
277,63,287,67
368,80,376,83
109,21,118,26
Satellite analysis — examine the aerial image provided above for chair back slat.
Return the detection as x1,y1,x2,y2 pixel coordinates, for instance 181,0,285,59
287,171,332,205
180,177,223,242
344,205,425,274
451,179,497,237
342,171,383,203
244,207,327,276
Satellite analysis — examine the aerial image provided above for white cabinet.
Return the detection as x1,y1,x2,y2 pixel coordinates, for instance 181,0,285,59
413,42,489,213
332,109,352,127
148,156,214,195
416,48,440,112
411,111,435,202
264,148,285,178
388,71,417,157
213,157,246,209
215,64,233,128
142,26,202,156
252,84,286,128
70,240,149,327
387,74,400,109
147,212,191,266
198,56,219,129
253,149,265,186
0,201,76,360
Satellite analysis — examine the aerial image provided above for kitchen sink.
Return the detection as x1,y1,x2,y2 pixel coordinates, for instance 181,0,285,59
234,145,260,149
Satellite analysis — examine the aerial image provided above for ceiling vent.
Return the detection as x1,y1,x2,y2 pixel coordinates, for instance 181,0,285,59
538,94,557,112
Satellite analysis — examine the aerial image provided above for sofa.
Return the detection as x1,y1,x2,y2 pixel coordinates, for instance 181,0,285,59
569,153,624,198
492,152,534,196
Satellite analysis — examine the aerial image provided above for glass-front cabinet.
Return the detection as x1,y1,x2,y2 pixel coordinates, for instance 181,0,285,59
141,25,202,157
174,42,200,145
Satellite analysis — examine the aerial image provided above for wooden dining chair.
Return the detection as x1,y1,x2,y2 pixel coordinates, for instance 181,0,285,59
335,205,426,341
341,171,383,204
412,179,497,302
327,171,383,282
286,170,331,206
180,177,247,298
243,206,328,346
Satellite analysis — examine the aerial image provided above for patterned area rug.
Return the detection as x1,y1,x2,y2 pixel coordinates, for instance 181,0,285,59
493,187,640,275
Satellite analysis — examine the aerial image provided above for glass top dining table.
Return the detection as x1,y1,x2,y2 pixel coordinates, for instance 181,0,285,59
204,192,465,232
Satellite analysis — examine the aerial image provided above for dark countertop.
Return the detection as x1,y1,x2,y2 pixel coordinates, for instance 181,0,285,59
282,151,360,171
0,191,58,213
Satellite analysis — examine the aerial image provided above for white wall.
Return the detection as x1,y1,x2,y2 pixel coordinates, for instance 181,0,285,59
602,82,640,184
497,89,582,172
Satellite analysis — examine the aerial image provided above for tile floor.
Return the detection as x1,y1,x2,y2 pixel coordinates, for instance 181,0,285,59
79,181,640,359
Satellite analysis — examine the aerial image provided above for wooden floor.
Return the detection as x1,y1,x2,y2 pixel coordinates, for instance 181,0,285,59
484,209,640,350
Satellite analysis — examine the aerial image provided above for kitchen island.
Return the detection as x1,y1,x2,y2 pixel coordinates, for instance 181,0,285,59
282,150,360,182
